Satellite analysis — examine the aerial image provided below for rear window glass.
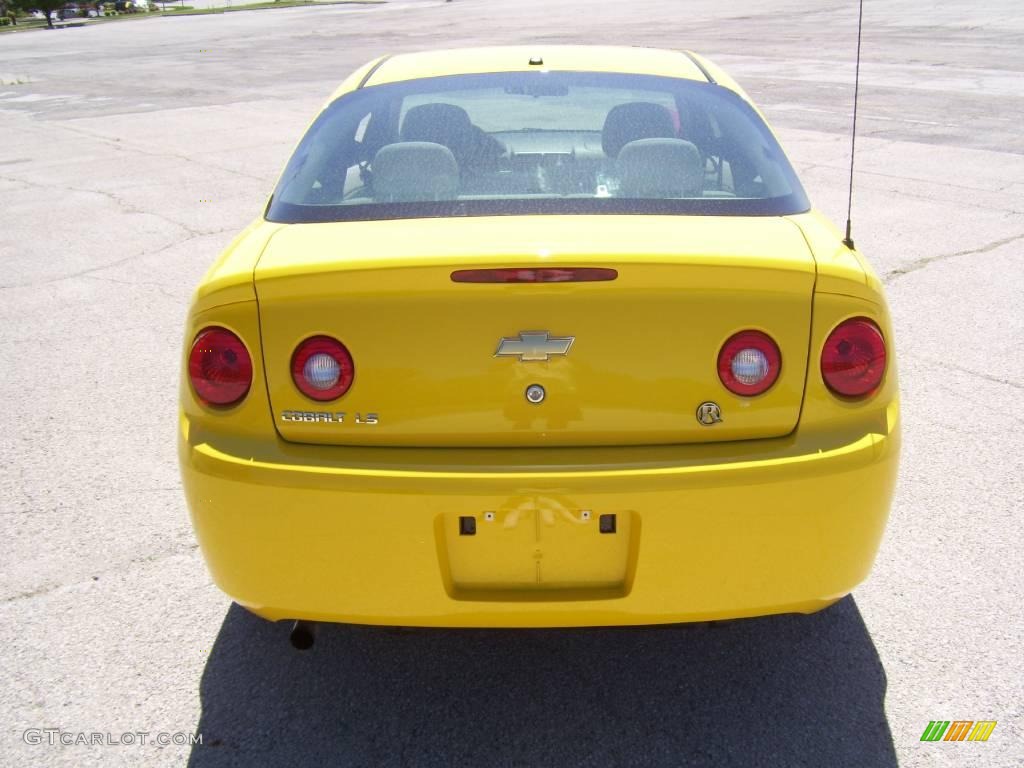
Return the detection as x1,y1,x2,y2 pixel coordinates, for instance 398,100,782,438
267,71,809,223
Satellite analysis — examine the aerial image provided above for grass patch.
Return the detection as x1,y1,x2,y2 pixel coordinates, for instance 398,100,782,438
0,18,50,32
162,0,384,13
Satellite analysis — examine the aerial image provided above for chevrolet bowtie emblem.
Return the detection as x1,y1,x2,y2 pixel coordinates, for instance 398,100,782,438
494,331,574,362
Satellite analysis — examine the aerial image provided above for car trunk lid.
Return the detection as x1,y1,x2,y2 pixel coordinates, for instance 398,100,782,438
254,215,814,447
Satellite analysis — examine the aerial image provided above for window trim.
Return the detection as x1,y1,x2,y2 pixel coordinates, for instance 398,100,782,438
266,195,808,223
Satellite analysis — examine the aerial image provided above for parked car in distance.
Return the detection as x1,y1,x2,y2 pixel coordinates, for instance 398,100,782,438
57,4,96,18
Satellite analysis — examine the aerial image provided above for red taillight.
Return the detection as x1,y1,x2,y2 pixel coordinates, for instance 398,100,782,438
188,327,252,407
451,267,618,283
821,318,886,398
717,330,782,397
291,335,354,401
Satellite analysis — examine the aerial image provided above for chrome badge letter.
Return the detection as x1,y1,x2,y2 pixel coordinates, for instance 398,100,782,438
696,402,723,426
494,331,574,362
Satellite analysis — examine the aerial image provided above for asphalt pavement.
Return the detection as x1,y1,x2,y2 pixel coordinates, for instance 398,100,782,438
0,1,1021,766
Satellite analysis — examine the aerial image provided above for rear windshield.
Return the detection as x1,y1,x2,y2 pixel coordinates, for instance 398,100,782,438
266,71,809,223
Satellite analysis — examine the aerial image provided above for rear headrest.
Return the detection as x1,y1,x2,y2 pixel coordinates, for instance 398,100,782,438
372,142,459,202
601,102,676,159
401,103,474,152
617,138,703,199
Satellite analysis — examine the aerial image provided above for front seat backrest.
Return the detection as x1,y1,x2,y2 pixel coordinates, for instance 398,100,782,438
601,102,677,159
401,104,475,164
617,138,703,198
372,142,459,202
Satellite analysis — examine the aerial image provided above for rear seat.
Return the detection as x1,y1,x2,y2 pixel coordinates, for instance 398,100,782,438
372,142,459,202
617,138,703,198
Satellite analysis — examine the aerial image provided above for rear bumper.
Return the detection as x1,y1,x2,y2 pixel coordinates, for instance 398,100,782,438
179,407,899,628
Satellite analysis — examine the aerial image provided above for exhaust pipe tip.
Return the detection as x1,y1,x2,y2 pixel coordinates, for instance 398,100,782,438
289,620,317,651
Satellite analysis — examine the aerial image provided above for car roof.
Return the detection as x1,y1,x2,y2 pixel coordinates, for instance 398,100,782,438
329,45,730,101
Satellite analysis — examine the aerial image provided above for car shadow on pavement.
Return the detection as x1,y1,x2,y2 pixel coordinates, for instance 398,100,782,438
187,596,896,767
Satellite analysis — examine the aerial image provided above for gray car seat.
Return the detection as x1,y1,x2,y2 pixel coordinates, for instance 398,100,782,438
617,138,703,198
372,142,459,202
401,103,503,180
601,102,677,159
402,104,474,157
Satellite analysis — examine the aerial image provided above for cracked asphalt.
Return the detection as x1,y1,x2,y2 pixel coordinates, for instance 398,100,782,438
1,1,1022,766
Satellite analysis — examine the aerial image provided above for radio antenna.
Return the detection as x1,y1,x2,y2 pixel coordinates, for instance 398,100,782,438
843,0,864,249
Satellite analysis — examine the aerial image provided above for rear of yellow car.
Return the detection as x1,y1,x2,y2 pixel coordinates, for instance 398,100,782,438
178,48,899,629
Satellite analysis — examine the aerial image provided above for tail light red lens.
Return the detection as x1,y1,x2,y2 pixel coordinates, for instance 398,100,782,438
291,336,354,401
718,330,782,396
821,318,886,398
451,268,618,283
188,327,252,407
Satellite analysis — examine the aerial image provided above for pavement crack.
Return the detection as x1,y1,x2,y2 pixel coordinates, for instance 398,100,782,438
0,544,199,604
0,227,235,290
2,172,209,238
0,174,34,191
68,184,209,238
907,353,1023,392
0,583,63,604
50,121,270,183
84,274,179,300
790,166,1024,215
883,231,1024,284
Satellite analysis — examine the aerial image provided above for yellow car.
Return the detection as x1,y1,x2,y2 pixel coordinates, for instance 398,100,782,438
179,45,898,644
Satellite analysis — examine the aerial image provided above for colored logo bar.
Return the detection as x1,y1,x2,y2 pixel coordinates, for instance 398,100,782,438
920,721,997,742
